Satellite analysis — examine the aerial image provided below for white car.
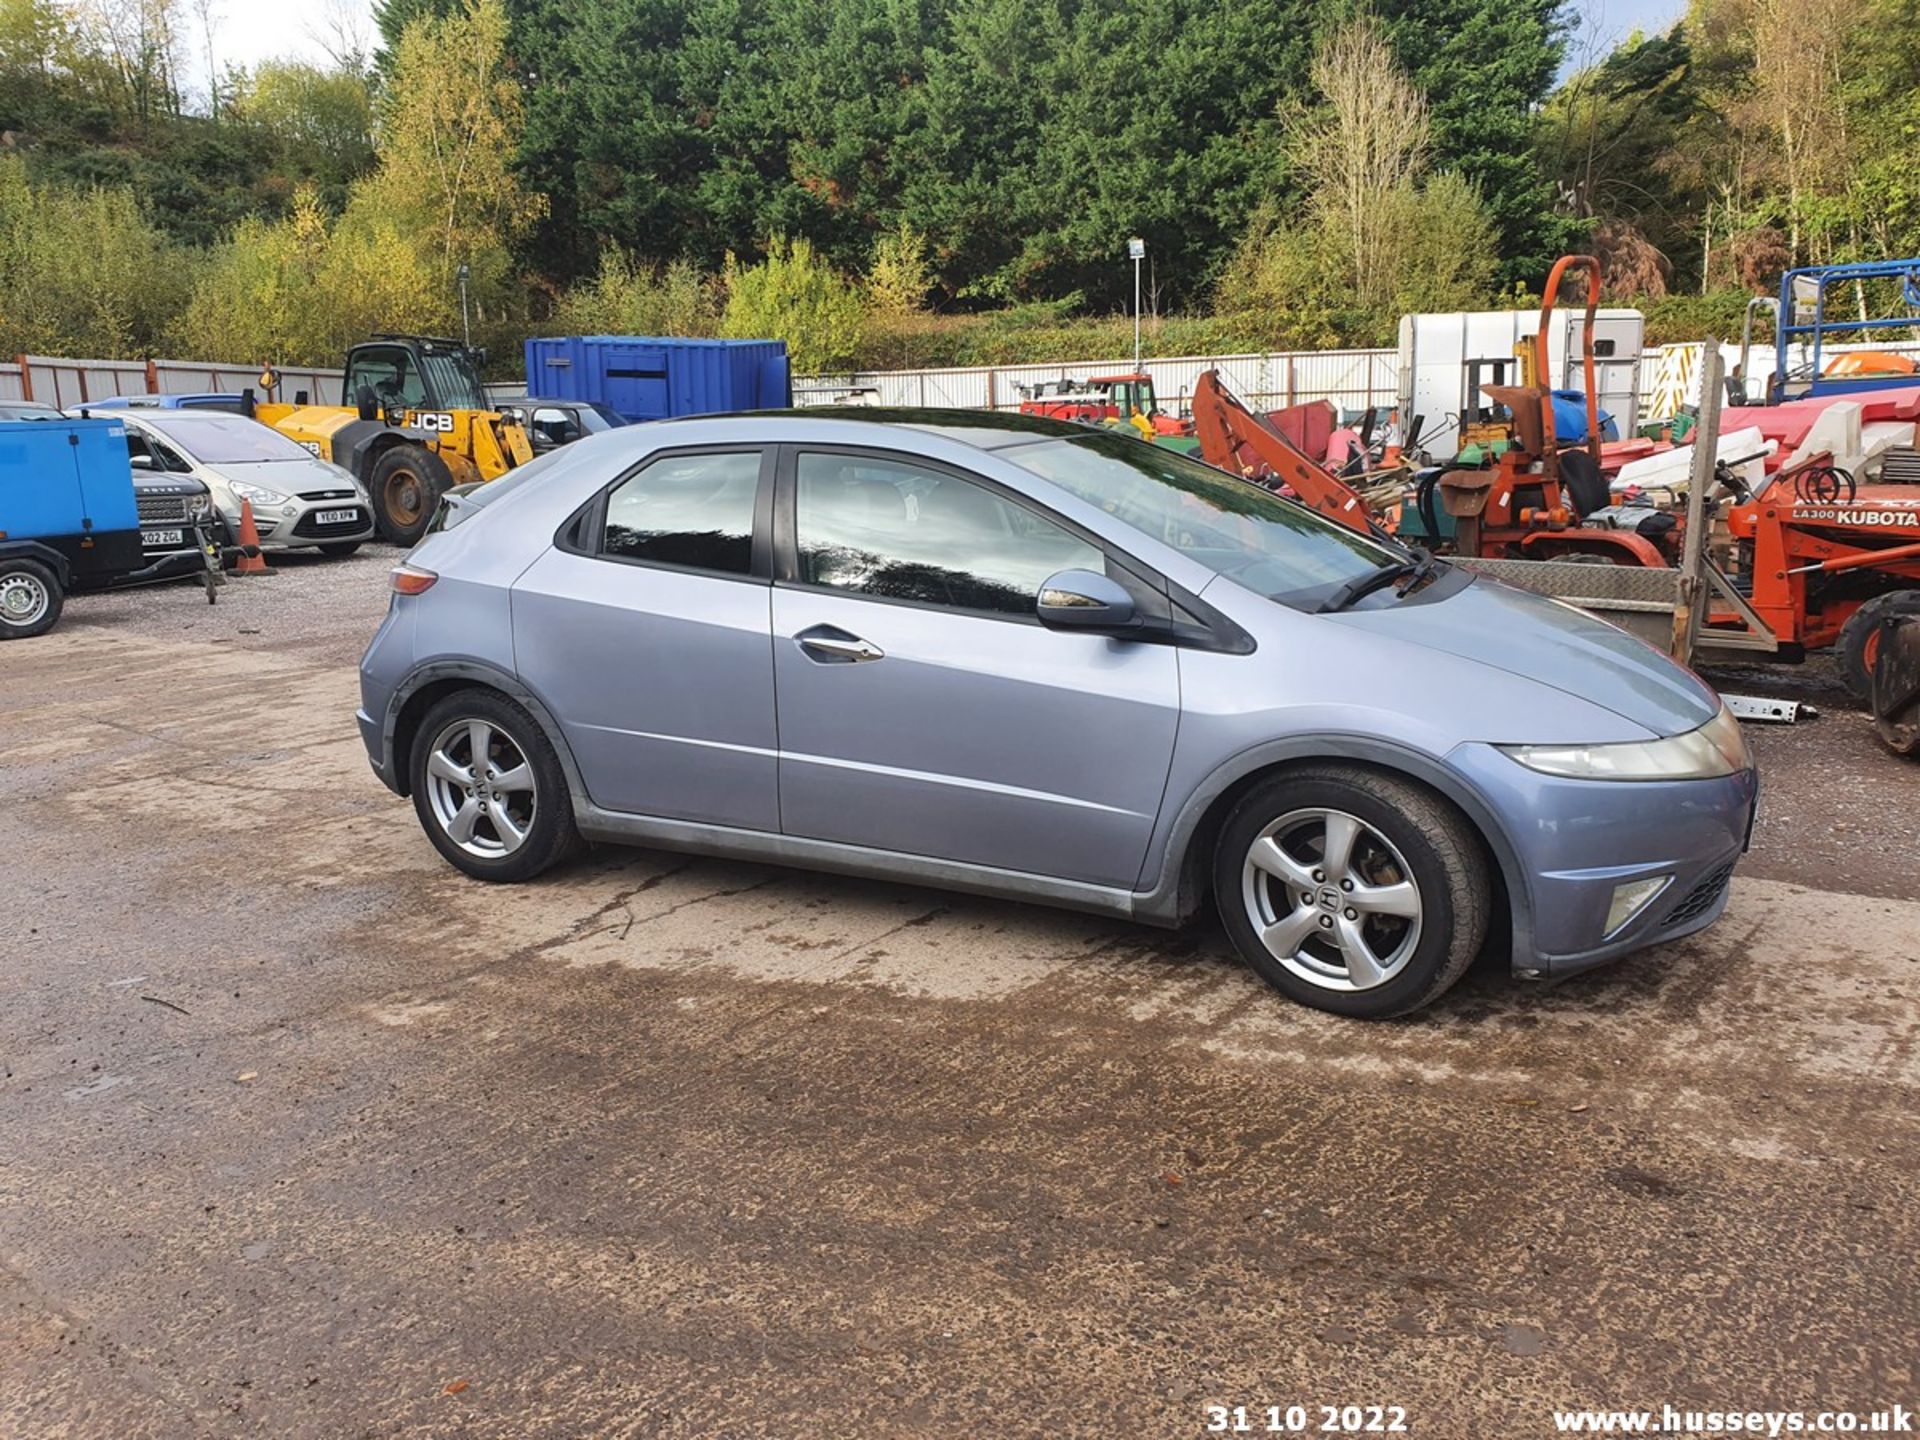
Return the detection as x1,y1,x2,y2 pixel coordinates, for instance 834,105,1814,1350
108,409,376,555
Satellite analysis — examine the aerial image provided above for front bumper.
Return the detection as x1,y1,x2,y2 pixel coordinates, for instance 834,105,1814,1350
230,499,375,550
1450,742,1760,979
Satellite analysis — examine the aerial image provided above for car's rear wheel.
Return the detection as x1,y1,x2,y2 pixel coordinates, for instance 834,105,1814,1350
0,557,62,640
409,690,580,882
1213,765,1489,1018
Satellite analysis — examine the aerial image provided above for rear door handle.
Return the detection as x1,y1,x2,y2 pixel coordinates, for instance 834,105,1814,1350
795,627,884,663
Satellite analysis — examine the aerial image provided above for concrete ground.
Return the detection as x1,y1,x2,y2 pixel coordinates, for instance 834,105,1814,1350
3,555,1918,1439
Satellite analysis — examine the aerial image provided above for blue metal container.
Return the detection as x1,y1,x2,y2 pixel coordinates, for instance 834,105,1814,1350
523,337,792,423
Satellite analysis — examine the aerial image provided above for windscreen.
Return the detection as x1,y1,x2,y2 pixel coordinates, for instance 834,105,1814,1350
1008,431,1399,609
152,417,319,465
420,351,486,410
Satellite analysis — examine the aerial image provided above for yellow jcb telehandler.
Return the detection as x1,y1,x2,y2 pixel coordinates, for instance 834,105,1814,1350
250,334,533,545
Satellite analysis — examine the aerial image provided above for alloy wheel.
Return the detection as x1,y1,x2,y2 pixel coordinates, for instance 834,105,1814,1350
424,716,538,860
1240,806,1424,992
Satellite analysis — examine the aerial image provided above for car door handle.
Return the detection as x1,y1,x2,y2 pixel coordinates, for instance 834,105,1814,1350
795,627,885,664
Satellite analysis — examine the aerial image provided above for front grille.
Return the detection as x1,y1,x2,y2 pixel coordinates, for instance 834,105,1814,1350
297,488,357,501
1663,863,1734,928
289,509,366,539
137,493,190,524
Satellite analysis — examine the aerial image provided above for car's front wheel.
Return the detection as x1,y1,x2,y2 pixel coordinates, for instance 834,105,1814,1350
1213,765,1489,1018
409,689,580,882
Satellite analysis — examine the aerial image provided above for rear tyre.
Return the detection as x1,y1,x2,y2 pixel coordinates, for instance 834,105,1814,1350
409,689,580,882
1838,590,1920,701
318,542,363,558
0,557,63,640
1213,765,1489,1019
369,445,455,547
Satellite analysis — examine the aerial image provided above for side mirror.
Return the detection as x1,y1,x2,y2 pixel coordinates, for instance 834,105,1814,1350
1036,568,1137,632
129,454,154,469
356,387,379,422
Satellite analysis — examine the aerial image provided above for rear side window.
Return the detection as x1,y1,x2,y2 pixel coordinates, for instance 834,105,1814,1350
600,450,761,574
794,451,1102,617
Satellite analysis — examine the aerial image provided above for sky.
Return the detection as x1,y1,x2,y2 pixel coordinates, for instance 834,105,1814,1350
185,0,1686,98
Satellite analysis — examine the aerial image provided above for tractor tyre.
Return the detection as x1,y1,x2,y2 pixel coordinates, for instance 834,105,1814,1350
369,445,455,548
1837,589,1920,701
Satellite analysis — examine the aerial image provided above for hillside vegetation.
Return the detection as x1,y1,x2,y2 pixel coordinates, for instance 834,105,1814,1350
0,0,1915,374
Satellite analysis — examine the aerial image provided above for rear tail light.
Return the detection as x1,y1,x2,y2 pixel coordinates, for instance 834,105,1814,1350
390,564,438,595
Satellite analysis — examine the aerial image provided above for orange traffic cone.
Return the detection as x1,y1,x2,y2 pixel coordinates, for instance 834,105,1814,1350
231,498,271,575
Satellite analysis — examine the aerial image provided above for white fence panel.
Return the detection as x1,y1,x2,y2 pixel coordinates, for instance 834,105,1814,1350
801,347,1403,416
1,354,345,408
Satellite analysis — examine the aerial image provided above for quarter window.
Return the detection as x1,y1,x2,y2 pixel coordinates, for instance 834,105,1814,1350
794,452,1102,617
600,450,761,574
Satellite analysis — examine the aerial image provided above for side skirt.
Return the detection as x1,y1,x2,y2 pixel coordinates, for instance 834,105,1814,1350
575,806,1159,925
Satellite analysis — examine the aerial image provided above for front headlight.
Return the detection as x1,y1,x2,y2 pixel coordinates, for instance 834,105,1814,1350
186,492,214,521
228,479,288,506
1501,703,1751,781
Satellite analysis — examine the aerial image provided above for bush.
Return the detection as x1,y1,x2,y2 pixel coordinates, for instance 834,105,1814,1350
171,185,446,366
1642,288,1760,346
548,247,719,337
0,157,188,355
720,238,865,373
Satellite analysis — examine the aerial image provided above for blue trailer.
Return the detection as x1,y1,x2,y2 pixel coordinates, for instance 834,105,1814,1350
522,336,791,424
0,417,145,638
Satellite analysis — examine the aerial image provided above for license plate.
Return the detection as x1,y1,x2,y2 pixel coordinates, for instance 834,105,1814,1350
142,528,184,547
315,508,360,525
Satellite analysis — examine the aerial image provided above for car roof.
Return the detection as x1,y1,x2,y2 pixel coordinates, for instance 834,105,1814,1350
700,407,1092,451
123,407,250,426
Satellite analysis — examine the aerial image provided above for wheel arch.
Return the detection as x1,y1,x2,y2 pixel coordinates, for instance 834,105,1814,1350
384,660,589,808
0,540,73,589
1138,736,1532,963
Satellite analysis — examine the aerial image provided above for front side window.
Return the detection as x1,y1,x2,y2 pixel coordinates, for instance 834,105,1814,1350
1008,430,1400,610
794,451,1102,617
600,450,761,574
531,407,581,447
127,431,192,473
345,347,425,409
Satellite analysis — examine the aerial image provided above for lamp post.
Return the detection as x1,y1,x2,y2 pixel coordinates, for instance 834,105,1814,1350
1128,237,1146,374
457,263,472,349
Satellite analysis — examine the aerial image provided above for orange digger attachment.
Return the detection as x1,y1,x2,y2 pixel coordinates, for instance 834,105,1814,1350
1189,371,1379,536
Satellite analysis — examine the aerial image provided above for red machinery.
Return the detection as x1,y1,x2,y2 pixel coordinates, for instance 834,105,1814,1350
1186,251,1920,692
1019,373,1192,436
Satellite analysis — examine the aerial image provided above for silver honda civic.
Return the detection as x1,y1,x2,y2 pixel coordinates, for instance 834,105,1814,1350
357,411,1758,1018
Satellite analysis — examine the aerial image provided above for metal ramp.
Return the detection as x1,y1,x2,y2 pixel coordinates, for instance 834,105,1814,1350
1456,554,1778,661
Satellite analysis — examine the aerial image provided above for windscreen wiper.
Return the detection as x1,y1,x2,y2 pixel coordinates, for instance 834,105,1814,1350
1316,547,1445,614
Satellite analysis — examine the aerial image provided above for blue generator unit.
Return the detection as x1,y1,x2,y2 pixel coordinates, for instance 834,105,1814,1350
523,336,791,424
0,417,143,638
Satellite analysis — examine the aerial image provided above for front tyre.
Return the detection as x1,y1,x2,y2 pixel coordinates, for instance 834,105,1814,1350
409,689,581,882
1213,765,1490,1019
369,445,455,547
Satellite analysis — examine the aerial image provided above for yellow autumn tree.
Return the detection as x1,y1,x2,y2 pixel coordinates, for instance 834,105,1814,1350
173,185,441,365
350,0,544,325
